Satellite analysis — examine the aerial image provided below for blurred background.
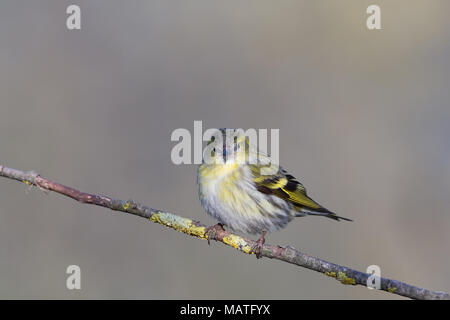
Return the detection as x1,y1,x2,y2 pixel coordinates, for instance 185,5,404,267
1,0,449,299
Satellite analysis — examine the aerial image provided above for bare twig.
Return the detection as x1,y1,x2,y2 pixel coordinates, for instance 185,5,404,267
0,164,448,300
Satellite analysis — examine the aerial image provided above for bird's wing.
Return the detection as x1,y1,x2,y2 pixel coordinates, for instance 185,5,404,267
249,165,324,211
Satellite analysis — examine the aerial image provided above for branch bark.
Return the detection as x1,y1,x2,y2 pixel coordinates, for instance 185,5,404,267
0,164,448,300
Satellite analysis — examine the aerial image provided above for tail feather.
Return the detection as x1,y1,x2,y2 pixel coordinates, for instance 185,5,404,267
296,207,353,222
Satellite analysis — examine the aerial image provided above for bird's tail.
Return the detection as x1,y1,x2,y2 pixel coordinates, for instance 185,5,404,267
296,207,353,222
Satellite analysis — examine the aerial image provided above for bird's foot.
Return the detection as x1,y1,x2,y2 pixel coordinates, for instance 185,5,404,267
204,223,225,245
251,231,267,259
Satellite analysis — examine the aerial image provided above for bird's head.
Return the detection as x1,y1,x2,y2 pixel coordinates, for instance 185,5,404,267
203,128,254,165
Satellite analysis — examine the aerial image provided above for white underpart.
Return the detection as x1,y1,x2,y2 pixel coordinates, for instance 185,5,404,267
198,164,294,235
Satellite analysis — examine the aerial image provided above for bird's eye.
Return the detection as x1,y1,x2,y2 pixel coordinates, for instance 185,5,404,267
207,136,215,146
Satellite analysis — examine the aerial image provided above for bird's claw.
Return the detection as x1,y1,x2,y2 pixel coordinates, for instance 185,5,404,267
204,223,225,245
251,231,267,259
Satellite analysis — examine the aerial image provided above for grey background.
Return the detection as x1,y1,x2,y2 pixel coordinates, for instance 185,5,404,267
1,1,449,299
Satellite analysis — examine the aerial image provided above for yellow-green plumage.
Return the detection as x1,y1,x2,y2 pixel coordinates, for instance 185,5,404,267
198,129,351,235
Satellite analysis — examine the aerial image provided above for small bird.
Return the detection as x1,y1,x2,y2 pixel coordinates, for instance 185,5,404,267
198,128,352,258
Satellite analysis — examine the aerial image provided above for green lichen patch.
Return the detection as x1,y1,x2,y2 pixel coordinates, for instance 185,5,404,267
123,202,131,210
149,212,207,239
337,272,356,285
388,287,397,293
222,234,253,254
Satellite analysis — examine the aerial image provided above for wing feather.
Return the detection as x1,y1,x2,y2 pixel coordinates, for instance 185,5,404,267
250,165,323,211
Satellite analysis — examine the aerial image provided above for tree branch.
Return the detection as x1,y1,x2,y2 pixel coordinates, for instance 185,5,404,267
0,164,448,300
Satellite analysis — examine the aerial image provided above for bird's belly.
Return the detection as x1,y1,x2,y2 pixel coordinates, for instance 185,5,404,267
199,173,293,235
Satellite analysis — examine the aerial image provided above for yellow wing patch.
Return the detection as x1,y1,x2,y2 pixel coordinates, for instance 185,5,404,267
251,165,322,211
281,186,321,209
